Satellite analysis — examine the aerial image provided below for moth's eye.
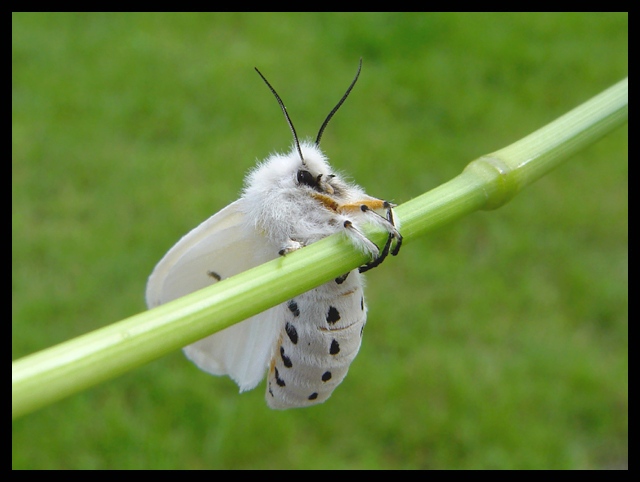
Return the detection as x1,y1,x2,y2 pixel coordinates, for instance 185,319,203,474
297,170,318,188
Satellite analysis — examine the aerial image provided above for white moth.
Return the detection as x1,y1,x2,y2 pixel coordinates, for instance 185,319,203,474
146,60,402,409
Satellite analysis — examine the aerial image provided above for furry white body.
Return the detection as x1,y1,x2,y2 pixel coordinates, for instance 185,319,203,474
147,60,401,408
146,143,399,408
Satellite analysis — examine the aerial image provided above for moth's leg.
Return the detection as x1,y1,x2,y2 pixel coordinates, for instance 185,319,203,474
313,194,402,270
358,232,393,273
342,200,403,269
342,220,380,257
357,202,402,247
384,206,402,256
279,239,305,256
358,203,405,272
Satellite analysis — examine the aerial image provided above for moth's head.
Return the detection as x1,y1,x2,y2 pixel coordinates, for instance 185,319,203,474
252,59,362,196
244,140,346,199
294,142,338,194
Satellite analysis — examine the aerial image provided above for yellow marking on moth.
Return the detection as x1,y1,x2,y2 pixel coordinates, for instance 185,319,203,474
318,320,361,332
269,332,284,374
339,199,388,211
311,193,387,213
311,193,340,211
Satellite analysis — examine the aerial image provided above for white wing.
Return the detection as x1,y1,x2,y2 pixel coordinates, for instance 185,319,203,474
146,199,281,392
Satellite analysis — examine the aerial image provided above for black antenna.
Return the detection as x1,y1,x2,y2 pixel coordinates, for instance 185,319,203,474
315,58,362,146
255,67,305,165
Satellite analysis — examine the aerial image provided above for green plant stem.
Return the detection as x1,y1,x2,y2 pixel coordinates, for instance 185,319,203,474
12,78,627,420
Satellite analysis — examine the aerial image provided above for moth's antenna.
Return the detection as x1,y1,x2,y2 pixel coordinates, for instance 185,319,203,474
315,58,362,146
255,67,305,165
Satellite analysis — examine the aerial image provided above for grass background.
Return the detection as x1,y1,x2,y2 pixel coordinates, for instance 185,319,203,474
12,13,627,469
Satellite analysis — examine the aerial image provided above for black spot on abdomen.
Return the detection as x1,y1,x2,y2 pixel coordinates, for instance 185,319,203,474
326,306,340,324
274,368,285,387
288,300,300,317
280,346,292,368
285,322,298,344
330,339,340,355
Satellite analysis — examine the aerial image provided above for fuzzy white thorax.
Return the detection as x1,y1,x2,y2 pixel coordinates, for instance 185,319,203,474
241,141,371,253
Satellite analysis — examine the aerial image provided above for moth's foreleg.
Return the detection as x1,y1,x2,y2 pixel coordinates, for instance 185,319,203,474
359,202,401,235
338,198,402,272
358,204,403,272
359,202,402,257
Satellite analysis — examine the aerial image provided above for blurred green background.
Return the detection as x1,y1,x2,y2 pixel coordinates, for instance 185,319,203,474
12,13,627,469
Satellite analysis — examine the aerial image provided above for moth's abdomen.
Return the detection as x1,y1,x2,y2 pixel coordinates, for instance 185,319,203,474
266,274,367,409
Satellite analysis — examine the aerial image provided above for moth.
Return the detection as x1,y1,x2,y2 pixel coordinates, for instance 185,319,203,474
146,60,402,409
